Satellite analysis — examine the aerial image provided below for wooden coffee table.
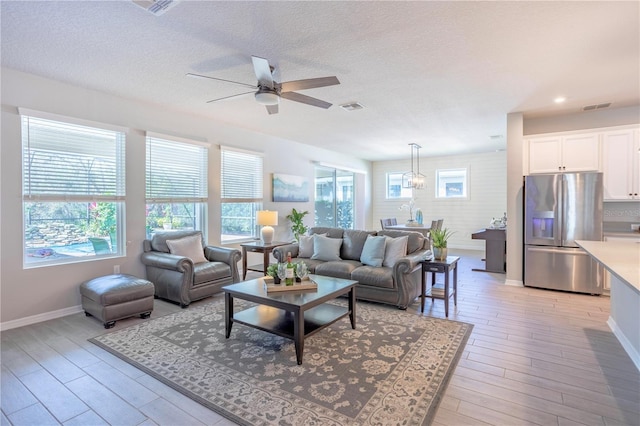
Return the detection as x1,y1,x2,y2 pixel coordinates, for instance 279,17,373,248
223,275,357,365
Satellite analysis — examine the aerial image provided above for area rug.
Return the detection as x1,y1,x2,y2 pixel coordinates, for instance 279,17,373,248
89,299,472,425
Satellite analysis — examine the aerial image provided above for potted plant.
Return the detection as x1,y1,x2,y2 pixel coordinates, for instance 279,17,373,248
266,263,281,284
286,208,309,241
431,228,455,260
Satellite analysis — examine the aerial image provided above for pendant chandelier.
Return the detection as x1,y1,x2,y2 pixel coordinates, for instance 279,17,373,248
402,143,425,189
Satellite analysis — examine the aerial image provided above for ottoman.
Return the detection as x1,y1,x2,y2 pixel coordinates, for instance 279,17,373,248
80,274,154,329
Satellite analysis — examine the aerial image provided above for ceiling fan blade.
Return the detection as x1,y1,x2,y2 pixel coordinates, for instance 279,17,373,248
186,73,256,89
206,90,255,103
280,76,340,93
251,56,274,89
280,91,332,109
265,104,279,115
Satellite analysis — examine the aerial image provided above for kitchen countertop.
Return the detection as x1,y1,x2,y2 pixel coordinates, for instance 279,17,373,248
576,240,640,293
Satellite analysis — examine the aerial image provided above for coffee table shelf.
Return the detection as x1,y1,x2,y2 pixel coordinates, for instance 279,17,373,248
232,304,349,339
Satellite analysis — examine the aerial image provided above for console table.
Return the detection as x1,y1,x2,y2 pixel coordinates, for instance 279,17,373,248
240,241,288,279
471,228,506,273
420,256,459,318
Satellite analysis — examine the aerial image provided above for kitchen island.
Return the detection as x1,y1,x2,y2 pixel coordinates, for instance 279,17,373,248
576,240,640,371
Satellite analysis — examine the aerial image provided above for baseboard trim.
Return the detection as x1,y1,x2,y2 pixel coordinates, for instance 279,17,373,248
505,279,523,287
607,316,640,372
1,305,83,331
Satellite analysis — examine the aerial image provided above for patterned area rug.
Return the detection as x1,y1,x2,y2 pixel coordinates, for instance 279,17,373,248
90,299,472,425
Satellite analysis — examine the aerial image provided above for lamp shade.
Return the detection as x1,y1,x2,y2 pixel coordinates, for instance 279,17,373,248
257,210,278,244
257,210,278,226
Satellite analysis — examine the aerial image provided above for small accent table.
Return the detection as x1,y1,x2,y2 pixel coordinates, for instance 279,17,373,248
241,241,288,280
420,256,460,317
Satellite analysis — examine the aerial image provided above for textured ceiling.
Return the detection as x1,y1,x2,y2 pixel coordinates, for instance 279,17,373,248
1,1,639,161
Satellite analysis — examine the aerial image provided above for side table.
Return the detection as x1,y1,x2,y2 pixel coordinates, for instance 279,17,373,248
420,256,460,317
241,241,288,280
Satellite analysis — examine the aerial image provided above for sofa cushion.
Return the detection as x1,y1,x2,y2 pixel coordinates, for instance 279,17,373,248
294,258,326,274
378,230,424,254
166,234,208,264
351,266,395,289
383,236,408,267
193,262,231,285
315,260,362,280
311,234,343,261
342,229,377,260
360,235,386,267
310,227,344,239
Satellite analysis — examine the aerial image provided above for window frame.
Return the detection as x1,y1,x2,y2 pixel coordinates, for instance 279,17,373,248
145,133,209,239
386,171,413,199
20,109,127,268
435,167,468,199
220,146,264,244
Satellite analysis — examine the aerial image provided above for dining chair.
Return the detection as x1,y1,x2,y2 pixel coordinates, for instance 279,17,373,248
380,218,397,229
436,219,444,231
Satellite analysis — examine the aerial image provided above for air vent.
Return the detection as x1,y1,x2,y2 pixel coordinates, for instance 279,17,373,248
340,102,364,111
132,0,179,15
583,102,612,111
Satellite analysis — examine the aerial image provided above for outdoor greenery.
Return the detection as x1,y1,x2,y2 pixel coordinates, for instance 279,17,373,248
314,200,353,229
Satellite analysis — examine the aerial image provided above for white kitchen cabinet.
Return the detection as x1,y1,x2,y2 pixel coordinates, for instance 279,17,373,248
528,133,600,174
602,128,640,201
602,234,640,290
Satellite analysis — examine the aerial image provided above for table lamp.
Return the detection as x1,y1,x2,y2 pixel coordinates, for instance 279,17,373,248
257,210,278,244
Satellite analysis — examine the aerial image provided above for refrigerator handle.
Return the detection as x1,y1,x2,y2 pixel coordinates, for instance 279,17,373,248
556,175,564,246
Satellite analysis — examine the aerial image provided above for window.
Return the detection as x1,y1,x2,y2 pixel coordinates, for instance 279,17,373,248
221,147,263,243
145,134,208,238
21,111,126,266
386,172,413,199
436,168,467,198
315,166,355,229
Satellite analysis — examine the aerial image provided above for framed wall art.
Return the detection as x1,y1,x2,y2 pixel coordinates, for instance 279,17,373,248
272,173,309,202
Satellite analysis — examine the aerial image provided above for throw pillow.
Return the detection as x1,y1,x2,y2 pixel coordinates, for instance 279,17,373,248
383,235,408,267
298,233,327,258
311,234,343,261
298,235,314,258
166,234,208,264
360,235,387,267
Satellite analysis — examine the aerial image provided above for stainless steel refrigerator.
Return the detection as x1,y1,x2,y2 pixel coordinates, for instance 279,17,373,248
523,172,603,294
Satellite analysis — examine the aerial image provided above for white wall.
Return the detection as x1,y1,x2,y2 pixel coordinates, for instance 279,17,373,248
372,151,507,250
0,68,372,327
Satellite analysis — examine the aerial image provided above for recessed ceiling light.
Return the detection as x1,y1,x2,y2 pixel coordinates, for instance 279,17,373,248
554,96,567,104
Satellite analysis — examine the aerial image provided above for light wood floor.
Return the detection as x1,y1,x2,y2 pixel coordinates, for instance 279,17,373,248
1,250,638,425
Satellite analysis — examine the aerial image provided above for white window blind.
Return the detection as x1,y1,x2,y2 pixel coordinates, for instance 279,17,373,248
221,147,263,202
22,115,125,201
146,136,208,203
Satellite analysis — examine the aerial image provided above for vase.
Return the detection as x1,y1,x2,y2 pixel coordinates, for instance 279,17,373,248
433,247,447,261
415,208,423,225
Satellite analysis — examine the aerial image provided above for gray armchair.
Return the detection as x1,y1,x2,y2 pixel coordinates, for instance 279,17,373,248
140,230,241,308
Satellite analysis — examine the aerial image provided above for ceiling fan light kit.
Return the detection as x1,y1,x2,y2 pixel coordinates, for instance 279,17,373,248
190,56,340,114
255,89,280,106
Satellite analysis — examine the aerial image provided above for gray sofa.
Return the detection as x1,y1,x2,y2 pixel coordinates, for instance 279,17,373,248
141,230,242,308
273,227,430,309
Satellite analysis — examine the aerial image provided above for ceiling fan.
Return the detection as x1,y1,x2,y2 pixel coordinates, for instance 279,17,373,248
187,56,340,115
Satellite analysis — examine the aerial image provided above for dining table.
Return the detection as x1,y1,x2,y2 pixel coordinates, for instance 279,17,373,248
384,223,431,237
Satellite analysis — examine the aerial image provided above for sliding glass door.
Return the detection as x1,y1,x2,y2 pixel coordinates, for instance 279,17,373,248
315,166,354,229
